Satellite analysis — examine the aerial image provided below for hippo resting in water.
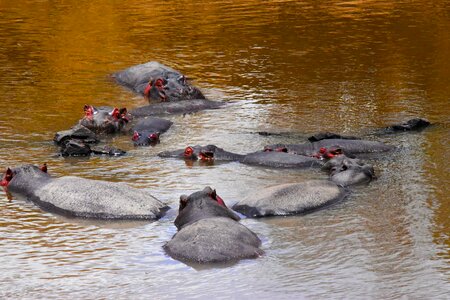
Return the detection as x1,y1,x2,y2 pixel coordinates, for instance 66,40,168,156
80,105,130,134
113,61,206,102
131,117,173,146
323,155,375,187
164,187,263,263
0,165,168,220
233,181,348,218
130,99,224,117
158,145,323,168
265,138,394,157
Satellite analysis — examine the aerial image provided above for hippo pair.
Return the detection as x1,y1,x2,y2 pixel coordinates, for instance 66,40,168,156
1,165,262,263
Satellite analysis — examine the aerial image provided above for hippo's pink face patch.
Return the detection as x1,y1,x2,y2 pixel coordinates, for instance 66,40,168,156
83,105,95,119
208,189,227,208
0,168,13,187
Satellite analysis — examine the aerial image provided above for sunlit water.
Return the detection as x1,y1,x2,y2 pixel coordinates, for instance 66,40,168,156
0,1,449,298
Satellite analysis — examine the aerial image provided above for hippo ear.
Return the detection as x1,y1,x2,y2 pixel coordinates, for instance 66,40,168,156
210,189,217,200
39,163,48,173
179,195,188,211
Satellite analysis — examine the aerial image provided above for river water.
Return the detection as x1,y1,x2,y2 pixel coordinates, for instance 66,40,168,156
0,0,449,298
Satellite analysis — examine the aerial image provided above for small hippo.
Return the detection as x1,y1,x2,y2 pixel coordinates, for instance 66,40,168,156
381,118,431,133
54,124,98,145
131,117,173,146
1,165,167,220
113,61,206,101
232,181,348,218
158,145,244,162
163,187,263,263
323,155,375,187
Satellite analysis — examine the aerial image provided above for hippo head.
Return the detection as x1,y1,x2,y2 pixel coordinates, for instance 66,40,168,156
81,105,129,134
1,164,48,188
312,147,344,160
323,156,375,186
174,186,240,230
144,78,167,102
60,139,92,156
132,131,160,146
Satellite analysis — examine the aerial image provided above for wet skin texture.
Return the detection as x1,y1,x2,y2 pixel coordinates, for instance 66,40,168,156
323,155,375,187
164,187,263,263
79,105,130,134
1,165,168,220
129,99,224,117
113,61,206,101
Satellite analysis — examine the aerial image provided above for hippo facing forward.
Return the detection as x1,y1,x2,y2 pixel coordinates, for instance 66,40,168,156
164,187,263,263
323,155,375,187
113,61,206,101
1,165,168,220
131,117,173,146
80,105,130,134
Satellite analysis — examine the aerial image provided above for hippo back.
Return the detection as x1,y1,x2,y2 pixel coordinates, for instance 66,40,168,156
164,217,263,263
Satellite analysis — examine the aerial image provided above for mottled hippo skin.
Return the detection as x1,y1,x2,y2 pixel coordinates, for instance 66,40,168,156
131,117,173,146
164,187,263,263
113,61,206,101
1,165,168,220
266,138,394,157
233,181,348,218
323,155,375,187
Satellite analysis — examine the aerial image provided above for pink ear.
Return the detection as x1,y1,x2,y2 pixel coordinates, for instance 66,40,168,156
39,163,47,173
132,131,140,141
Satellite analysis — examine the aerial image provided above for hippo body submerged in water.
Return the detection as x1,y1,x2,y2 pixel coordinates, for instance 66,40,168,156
1,165,168,220
233,180,348,218
131,118,173,146
164,187,263,264
113,61,206,101
265,138,394,157
129,99,224,117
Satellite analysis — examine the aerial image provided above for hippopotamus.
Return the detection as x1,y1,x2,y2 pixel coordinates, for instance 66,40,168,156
79,105,130,134
130,99,224,117
265,139,394,157
131,117,173,146
232,181,348,218
323,155,375,186
0,165,168,220
54,124,98,145
158,145,244,162
113,61,206,101
59,139,126,157
380,118,431,133
163,187,263,263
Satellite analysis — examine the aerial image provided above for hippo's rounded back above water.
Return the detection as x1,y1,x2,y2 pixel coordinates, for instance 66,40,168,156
113,61,206,101
1,165,168,220
233,181,348,218
164,187,263,263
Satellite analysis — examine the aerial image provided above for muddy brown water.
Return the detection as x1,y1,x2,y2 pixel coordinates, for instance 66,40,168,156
0,1,449,298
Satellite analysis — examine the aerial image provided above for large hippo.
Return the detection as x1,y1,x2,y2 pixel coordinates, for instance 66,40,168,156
0,165,168,220
164,187,263,263
232,180,348,218
113,61,206,101
79,105,130,134
131,117,173,146
323,155,375,187
130,99,224,117
265,139,394,157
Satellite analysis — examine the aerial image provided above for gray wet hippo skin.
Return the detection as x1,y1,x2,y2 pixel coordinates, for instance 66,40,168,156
130,99,224,117
164,187,263,263
54,124,98,145
59,139,126,157
158,145,244,162
381,118,431,133
265,138,394,157
232,181,348,218
79,105,130,134
1,165,168,220
323,155,375,187
131,118,173,146
113,61,205,101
